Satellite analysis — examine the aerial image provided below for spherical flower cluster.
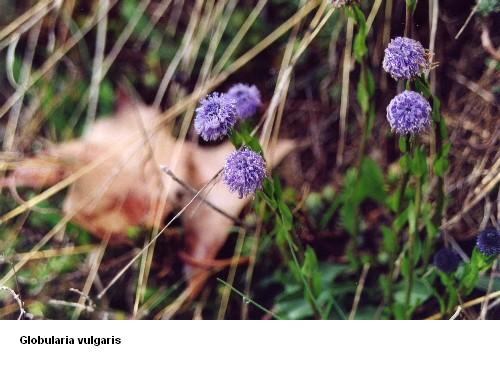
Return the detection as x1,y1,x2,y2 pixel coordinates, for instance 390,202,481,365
433,248,461,273
330,0,355,7
383,37,428,80
223,147,267,198
386,91,432,135
194,93,237,141
476,228,500,256
226,84,262,120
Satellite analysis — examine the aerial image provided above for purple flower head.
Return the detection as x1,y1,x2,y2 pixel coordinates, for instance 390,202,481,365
194,92,237,141
330,0,355,7
226,83,262,120
383,37,429,80
386,91,432,135
433,248,461,273
223,147,267,198
476,228,500,256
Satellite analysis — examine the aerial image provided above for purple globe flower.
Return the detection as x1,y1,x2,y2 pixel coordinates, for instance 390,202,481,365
226,83,262,120
223,147,267,198
330,0,354,7
194,92,237,141
433,248,461,273
383,37,428,80
386,91,432,135
476,228,500,256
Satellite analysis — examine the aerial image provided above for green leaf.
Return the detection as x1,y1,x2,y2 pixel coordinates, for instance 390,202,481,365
410,146,427,178
340,202,357,235
400,153,410,172
431,96,442,123
353,32,367,62
351,6,368,62
126,226,141,240
258,181,276,210
357,158,386,203
319,196,342,229
351,5,367,27
276,226,288,248
273,175,283,198
414,76,431,98
399,136,408,153
394,279,432,308
459,249,492,295
405,0,418,12
302,247,319,276
433,157,449,177
442,143,451,157
401,254,410,278
263,178,275,199
382,226,397,254
278,201,293,231
98,80,115,115
386,191,399,213
230,123,263,153
302,247,322,296
394,207,409,231
356,77,369,113
408,202,416,234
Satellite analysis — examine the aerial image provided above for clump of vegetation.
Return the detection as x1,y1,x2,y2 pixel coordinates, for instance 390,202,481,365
0,0,498,320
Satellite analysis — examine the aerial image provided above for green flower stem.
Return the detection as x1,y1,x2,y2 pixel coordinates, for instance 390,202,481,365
405,170,422,318
414,77,448,265
429,104,448,256
345,5,377,259
383,0,418,317
286,240,324,320
423,141,445,264
385,136,410,310
405,1,416,37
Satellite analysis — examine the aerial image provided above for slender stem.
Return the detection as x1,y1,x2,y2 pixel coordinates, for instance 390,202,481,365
429,105,446,262
454,4,477,40
384,137,410,310
405,173,422,318
405,2,413,37
286,239,324,319
216,278,283,320
383,2,416,316
0,286,25,320
346,108,369,263
347,5,377,260
421,77,447,265
432,126,446,226
160,165,247,228
401,0,417,319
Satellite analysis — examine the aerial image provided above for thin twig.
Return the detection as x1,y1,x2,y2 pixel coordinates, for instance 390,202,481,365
217,278,282,320
0,286,26,320
449,306,462,320
455,4,477,40
160,165,246,227
48,299,95,312
336,16,353,167
426,289,500,320
217,228,246,319
479,259,498,320
72,235,109,319
86,0,109,125
349,263,370,320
